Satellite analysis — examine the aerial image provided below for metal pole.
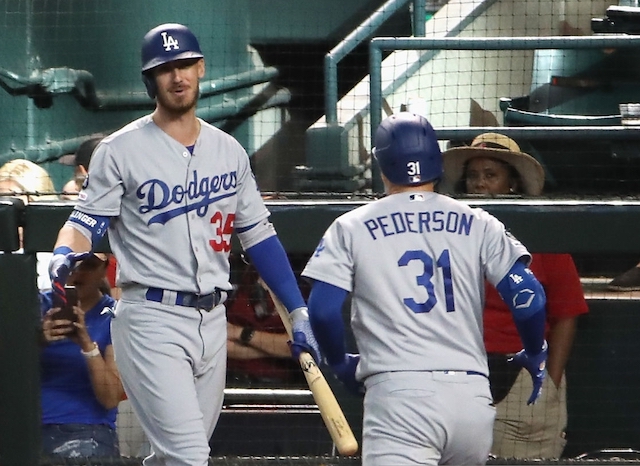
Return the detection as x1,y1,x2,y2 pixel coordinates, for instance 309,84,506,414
413,0,426,37
369,45,384,193
325,0,411,124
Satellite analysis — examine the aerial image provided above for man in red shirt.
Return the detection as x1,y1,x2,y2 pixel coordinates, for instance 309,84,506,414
225,254,305,387
441,133,589,459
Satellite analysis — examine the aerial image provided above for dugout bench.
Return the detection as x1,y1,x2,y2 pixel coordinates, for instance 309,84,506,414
2,198,640,465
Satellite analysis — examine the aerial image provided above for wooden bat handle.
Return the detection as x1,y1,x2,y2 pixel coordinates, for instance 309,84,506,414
258,279,359,456
297,352,359,456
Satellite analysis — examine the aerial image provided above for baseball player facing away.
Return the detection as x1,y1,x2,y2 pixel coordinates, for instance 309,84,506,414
302,112,549,466
48,23,320,466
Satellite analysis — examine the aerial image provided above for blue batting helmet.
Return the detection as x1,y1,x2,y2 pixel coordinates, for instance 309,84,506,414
141,23,204,98
373,112,443,186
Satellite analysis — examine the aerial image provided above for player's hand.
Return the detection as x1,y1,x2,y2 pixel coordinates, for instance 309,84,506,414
289,306,322,363
330,353,364,396
508,340,548,405
48,250,91,303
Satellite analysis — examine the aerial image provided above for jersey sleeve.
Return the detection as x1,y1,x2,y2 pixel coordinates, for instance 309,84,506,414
301,219,354,292
479,209,531,287
76,142,123,217
231,142,269,229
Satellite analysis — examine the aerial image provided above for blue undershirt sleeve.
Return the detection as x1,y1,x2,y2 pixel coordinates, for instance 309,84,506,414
308,281,349,366
245,235,305,312
495,259,547,355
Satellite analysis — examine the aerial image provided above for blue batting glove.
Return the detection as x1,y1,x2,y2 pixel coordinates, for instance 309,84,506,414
48,248,91,304
508,340,548,405
289,306,321,363
330,353,364,396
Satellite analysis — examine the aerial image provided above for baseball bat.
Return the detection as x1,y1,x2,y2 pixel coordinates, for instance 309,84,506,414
259,279,359,456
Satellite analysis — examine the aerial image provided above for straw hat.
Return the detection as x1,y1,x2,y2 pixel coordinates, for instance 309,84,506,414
440,133,545,196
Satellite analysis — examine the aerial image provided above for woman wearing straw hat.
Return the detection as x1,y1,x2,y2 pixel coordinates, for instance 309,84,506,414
439,133,545,197
441,133,588,459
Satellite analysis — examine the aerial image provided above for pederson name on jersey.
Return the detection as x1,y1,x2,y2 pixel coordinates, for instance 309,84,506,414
363,210,473,240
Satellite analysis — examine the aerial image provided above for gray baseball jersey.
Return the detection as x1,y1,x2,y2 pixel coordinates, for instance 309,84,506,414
302,191,529,379
75,114,268,293
73,114,269,466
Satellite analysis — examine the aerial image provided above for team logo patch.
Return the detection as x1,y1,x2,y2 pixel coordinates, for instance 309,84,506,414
161,32,179,51
313,238,326,257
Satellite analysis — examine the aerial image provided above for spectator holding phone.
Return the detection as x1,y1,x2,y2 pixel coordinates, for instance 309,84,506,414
40,253,124,458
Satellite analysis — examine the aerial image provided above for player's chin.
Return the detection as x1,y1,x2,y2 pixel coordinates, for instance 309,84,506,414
163,95,198,113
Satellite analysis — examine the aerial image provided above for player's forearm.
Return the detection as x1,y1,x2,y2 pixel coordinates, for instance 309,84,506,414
54,224,92,252
245,236,306,312
497,260,547,355
546,317,577,386
308,281,348,366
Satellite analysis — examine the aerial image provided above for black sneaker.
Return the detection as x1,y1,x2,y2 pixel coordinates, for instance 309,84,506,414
607,266,640,291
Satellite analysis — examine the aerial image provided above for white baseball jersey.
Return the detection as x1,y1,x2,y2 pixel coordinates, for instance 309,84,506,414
75,115,268,293
302,191,529,379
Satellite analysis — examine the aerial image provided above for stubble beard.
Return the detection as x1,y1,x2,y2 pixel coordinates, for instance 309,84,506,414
157,87,199,117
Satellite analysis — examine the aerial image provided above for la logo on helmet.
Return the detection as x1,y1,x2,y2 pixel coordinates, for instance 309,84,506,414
161,32,179,51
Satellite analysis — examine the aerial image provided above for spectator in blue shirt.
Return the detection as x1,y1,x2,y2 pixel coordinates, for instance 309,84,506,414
40,253,124,458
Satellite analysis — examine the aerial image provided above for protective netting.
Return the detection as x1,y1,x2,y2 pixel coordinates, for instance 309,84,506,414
3,1,640,465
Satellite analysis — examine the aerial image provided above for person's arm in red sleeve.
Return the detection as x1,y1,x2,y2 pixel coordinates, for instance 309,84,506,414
537,253,588,387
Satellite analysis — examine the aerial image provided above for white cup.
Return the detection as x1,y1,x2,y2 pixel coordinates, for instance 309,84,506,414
620,103,640,125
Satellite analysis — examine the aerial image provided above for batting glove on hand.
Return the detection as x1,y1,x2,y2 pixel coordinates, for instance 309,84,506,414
48,250,91,304
330,353,364,397
289,306,322,363
508,340,548,405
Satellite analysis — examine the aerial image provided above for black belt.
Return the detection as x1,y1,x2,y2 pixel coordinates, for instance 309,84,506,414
145,287,223,311
433,370,487,377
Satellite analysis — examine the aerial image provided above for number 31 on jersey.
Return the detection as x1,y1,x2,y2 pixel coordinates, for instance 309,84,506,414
399,249,455,314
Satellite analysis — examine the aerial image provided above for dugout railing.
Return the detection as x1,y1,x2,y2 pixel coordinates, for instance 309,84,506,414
3,198,640,465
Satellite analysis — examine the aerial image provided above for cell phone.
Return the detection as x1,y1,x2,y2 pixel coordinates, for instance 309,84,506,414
51,286,79,323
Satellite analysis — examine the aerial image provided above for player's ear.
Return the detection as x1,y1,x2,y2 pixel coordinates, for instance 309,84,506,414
197,59,205,78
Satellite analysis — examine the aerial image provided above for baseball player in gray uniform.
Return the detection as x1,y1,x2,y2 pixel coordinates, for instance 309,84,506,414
302,112,548,466
48,23,319,466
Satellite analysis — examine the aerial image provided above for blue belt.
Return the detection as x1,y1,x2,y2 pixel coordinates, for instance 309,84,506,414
145,288,223,311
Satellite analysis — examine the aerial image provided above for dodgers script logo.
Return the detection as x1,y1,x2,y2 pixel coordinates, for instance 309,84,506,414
137,170,237,225
161,31,179,51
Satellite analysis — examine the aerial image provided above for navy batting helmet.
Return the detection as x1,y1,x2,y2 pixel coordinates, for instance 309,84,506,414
141,23,204,98
373,112,443,186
